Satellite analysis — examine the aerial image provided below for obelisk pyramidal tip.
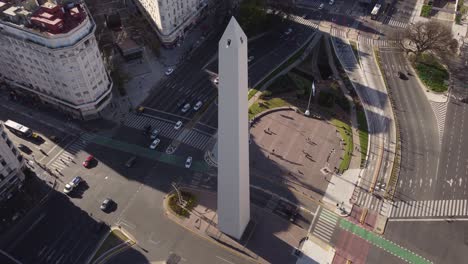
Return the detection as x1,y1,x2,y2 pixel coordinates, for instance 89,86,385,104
217,16,250,240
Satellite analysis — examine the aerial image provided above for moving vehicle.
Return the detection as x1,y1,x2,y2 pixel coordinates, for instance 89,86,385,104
318,3,324,10
18,144,32,154
82,155,94,168
284,28,293,35
329,0,334,5
193,101,203,111
398,71,408,80
185,156,192,168
149,139,161,149
174,121,183,130
125,156,137,168
150,129,159,139
248,56,255,63
63,176,82,194
100,198,112,211
214,77,219,84
181,103,191,113
165,67,174,76
371,4,381,20
4,120,33,137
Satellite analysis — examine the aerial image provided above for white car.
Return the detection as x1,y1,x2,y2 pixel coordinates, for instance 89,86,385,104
63,184,73,194
181,103,191,113
193,101,203,111
149,138,160,149
214,77,219,84
185,156,192,168
329,0,334,5
63,176,82,194
174,121,183,130
319,3,324,9
165,67,174,76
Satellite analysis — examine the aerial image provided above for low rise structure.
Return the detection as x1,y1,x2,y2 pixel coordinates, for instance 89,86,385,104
0,122,24,203
0,0,112,120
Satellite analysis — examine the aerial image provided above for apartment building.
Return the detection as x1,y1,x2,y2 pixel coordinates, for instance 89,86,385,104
0,122,25,203
133,0,207,47
0,0,112,120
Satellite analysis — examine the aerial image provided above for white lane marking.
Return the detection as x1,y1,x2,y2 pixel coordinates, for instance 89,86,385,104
389,217,468,222
216,256,235,264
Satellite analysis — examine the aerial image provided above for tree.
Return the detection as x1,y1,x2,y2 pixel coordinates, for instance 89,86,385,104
238,0,267,35
400,20,458,58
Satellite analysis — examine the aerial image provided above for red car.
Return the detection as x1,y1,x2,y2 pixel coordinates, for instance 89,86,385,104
82,155,94,168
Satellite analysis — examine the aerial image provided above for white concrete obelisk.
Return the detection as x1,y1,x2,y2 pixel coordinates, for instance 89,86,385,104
217,17,250,240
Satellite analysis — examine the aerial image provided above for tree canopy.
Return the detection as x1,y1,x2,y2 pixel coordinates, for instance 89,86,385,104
400,20,458,58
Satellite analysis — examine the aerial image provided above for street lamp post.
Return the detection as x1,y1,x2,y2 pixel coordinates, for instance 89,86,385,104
305,81,315,116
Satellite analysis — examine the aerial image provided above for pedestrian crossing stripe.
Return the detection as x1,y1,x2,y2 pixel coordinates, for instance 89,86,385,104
390,199,468,218
124,113,214,151
311,209,339,243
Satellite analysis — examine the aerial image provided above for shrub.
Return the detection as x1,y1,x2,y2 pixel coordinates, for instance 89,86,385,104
420,5,432,17
318,92,335,108
168,191,197,218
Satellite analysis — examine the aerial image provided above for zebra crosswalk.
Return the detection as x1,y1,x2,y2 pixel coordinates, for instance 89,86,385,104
429,101,448,144
357,35,399,48
48,133,95,173
311,208,339,243
382,16,409,29
124,113,213,151
390,199,468,218
292,16,319,31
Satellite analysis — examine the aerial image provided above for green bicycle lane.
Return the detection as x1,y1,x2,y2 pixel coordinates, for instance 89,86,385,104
90,134,210,172
338,219,432,264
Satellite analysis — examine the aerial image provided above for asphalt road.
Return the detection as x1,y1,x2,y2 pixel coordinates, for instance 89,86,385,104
379,48,440,201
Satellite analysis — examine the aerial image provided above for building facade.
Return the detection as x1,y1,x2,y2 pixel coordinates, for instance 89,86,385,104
0,0,112,120
133,0,207,47
0,123,25,203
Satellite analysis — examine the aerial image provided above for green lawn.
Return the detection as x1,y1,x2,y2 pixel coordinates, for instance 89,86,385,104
331,118,353,173
413,54,449,92
168,191,198,218
356,108,369,168
420,4,432,17
91,229,131,263
248,88,259,100
248,98,289,120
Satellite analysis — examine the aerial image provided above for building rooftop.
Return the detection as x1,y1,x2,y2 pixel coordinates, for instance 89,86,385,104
0,0,87,36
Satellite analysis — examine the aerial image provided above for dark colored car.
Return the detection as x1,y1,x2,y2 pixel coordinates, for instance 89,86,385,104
125,156,137,168
398,71,408,80
18,144,32,154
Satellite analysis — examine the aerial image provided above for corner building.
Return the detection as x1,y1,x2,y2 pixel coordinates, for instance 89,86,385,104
0,122,25,203
0,0,112,120
133,0,207,48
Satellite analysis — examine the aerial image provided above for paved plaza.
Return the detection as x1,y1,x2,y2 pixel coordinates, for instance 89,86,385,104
250,109,342,201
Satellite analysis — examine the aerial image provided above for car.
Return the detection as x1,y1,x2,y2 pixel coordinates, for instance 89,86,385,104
319,3,324,9
176,99,186,108
165,67,174,76
302,14,311,19
150,129,159,139
100,198,112,211
174,121,183,130
18,144,32,154
143,124,152,134
329,0,334,5
248,56,254,63
214,77,219,84
185,156,192,168
149,138,160,149
284,28,293,35
63,176,82,194
50,135,60,142
125,156,137,168
181,103,191,113
398,71,408,80
82,155,93,168
193,101,203,111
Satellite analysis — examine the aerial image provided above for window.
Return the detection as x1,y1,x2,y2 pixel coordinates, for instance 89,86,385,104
12,148,16,155
6,139,11,147
75,92,82,97
1,159,6,166
1,131,6,139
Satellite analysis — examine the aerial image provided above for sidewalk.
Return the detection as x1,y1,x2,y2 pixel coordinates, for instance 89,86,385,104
164,188,307,264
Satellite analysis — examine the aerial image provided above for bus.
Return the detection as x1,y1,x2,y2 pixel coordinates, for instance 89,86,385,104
371,4,381,20
4,120,33,137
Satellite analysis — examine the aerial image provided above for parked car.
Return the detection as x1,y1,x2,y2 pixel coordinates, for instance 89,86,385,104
100,198,112,211
174,121,183,130
185,156,192,168
214,77,219,84
165,67,174,76
125,156,137,168
181,103,191,113
149,139,161,149
82,155,93,168
248,56,254,63
18,144,32,154
150,129,159,139
193,101,203,111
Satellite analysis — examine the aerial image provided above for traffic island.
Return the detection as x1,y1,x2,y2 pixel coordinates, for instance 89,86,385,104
88,227,136,264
